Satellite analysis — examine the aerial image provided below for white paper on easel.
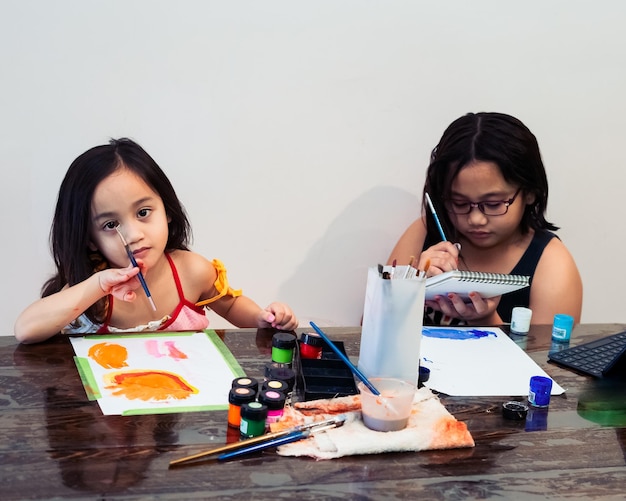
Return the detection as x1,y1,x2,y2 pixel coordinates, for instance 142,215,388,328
420,326,564,396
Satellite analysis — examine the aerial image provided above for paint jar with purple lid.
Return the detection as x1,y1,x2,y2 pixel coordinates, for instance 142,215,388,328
258,389,287,426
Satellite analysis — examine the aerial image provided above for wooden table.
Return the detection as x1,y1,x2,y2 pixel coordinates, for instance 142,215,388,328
2,324,626,500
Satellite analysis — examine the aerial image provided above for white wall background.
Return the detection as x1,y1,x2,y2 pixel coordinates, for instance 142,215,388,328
2,0,625,336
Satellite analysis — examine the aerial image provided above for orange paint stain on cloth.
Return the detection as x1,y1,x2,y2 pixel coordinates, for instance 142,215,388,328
88,342,129,369
105,370,199,401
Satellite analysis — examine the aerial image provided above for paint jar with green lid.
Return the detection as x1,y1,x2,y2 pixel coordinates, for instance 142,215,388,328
239,402,268,438
271,332,297,364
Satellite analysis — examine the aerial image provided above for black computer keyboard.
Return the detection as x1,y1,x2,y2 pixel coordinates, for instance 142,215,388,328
548,330,626,377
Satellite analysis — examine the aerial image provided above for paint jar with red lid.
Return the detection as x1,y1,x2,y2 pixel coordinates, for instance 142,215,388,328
300,332,324,359
240,402,268,438
258,389,287,426
227,387,256,428
271,332,297,364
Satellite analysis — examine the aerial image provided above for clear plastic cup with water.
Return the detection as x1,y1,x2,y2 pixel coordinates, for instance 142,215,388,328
358,378,415,432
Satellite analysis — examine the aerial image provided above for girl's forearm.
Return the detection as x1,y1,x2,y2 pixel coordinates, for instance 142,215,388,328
14,274,106,344
211,295,264,328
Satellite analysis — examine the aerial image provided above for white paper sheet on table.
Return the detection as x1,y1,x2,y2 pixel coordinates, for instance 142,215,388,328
420,326,564,396
70,331,245,415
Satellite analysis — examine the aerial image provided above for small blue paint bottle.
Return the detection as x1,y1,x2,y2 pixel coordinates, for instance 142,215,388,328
552,314,574,343
528,375,553,408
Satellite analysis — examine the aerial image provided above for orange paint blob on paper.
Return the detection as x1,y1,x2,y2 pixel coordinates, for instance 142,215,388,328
105,370,199,401
88,342,129,369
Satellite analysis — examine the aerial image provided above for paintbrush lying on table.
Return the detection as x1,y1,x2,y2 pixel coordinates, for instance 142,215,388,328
169,414,346,466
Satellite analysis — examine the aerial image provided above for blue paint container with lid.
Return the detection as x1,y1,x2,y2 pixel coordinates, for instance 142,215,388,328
552,314,574,342
528,375,553,407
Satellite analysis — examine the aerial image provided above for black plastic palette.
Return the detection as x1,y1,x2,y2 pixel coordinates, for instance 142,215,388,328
295,340,358,401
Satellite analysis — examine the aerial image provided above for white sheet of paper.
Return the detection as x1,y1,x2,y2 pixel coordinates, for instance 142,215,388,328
71,331,243,415
420,326,564,396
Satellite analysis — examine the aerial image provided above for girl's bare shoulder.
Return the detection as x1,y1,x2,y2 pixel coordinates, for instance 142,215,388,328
534,234,582,286
168,250,218,286
540,234,577,265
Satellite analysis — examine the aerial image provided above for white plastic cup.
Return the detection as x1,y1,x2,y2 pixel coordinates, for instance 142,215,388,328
510,307,533,335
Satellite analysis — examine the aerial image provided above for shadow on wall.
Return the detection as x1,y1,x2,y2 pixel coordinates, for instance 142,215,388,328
280,186,420,328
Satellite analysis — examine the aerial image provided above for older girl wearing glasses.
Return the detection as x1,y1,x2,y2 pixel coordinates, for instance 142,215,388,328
388,112,582,326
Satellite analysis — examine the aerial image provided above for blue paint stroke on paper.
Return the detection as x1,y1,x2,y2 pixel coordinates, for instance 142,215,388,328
422,328,496,340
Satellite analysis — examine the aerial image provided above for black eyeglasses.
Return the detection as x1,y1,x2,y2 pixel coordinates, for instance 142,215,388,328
444,188,522,216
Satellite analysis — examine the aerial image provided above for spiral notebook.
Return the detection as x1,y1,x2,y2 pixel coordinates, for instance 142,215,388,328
425,270,530,300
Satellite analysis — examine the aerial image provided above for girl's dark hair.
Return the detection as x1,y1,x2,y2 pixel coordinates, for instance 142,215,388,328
42,138,192,323
424,112,557,241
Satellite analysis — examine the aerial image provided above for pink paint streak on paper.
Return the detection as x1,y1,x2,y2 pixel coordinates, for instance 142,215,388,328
165,341,188,360
145,339,165,358
145,339,188,360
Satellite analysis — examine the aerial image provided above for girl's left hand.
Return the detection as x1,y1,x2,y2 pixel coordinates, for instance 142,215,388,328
426,292,501,325
257,302,299,331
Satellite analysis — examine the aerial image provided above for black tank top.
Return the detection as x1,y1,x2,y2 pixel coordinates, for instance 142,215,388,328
497,229,556,322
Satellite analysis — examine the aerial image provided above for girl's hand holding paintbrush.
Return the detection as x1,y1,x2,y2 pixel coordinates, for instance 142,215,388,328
418,241,501,323
417,241,460,277
421,250,502,325
93,224,156,307
96,263,143,303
